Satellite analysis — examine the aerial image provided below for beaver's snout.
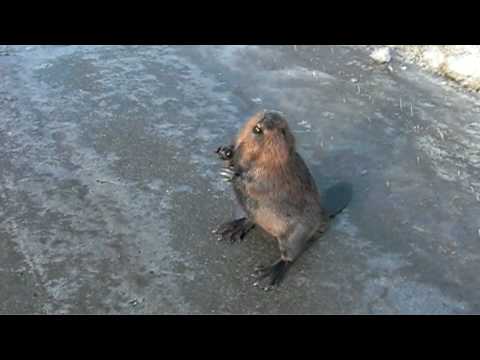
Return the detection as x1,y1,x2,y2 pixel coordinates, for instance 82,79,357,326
260,111,286,130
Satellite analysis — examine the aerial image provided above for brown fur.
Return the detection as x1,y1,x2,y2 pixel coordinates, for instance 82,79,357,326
235,111,295,173
216,110,347,286
234,111,302,200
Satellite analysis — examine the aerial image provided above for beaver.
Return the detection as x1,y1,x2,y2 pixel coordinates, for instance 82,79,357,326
214,110,352,287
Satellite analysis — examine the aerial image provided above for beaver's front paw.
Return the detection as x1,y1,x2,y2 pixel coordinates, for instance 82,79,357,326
215,145,234,161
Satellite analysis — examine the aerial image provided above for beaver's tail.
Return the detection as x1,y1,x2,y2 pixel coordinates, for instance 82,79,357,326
322,182,353,218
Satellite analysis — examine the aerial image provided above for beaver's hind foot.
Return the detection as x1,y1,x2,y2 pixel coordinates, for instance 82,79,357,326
253,258,291,287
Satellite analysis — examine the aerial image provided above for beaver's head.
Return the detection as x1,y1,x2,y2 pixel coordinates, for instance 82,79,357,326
235,110,296,170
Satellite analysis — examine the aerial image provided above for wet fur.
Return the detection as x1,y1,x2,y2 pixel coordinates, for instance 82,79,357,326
216,110,349,287
230,111,327,238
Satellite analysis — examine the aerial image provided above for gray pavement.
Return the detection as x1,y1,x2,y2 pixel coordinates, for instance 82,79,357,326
1,45,480,314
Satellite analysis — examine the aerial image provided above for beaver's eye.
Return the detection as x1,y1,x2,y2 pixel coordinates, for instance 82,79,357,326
253,125,263,135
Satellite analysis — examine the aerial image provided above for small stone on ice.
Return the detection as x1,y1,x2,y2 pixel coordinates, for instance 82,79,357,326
370,47,392,64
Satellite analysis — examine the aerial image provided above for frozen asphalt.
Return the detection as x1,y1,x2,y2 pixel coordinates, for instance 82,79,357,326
1,45,480,314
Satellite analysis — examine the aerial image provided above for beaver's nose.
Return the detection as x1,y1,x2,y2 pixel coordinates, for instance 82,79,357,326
262,111,283,129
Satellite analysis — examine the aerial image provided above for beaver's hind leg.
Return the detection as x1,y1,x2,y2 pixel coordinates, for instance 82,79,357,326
253,224,318,287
